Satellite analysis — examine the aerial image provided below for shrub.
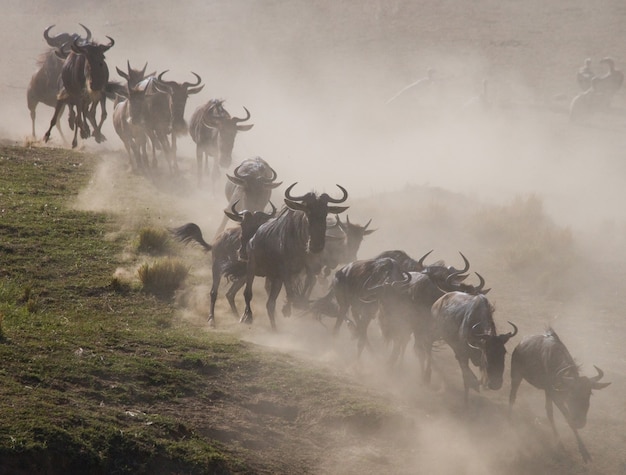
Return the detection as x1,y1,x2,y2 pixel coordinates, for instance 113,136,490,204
137,227,171,255
138,259,189,299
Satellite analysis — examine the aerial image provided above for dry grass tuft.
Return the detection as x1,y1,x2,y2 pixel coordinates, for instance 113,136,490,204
137,227,171,255
137,258,189,299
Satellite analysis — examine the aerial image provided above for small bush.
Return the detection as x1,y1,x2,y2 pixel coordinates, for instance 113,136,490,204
137,227,171,255
138,259,189,299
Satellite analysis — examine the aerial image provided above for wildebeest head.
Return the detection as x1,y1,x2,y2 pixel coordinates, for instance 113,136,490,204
225,201,277,261
283,182,349,253
154,71,204,135
226,158,282,209
470,319,518,390
554,365,610,429
44,24,91,49
116,60,154,89
422,251,471,289
70,36,114,92
202,101,254,167
334,215,375,264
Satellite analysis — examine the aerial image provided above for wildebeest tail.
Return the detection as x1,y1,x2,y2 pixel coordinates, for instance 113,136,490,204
169,223,212,251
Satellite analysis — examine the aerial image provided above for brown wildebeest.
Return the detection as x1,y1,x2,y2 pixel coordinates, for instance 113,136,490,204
189,99,254,185
113,61,155,171
509,328,610,463
126,71,203,171
43,36,115,148
27,24,92,139
171,201,277,327
240,183,349,330
430,282,517,405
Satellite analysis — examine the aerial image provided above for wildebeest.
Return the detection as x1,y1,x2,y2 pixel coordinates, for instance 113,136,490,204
113,62,154,171
27,24,92,139
170,201,277,327
189,99,254,185
240,183,349,330
509,328,610,462
126,71,203,171
430,279,517,404
215,157,282,235
364,252,472,378
319,215,375,279
43,36,115,148
309,249,441,359
310,256,411,358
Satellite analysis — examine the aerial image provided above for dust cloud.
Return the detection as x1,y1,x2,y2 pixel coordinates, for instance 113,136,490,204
3,0,626,473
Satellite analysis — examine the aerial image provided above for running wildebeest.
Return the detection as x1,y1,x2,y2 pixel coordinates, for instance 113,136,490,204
430,278,517,405
170,201,277,327
43,36,115,148
509,328,610,463
113,61,154,171
215,157,282,236
310,255,411,359
27,24,92,139
126,71,203,171
319,215,376,279
240,183,349,330
189,99,254,185
363,252,472,378
309,249,441,359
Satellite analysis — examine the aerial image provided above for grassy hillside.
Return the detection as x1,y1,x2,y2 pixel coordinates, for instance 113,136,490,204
0,144,411,474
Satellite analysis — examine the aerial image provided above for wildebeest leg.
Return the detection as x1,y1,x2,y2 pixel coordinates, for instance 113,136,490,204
170,134,179,171
43,99,66,143
93,96,107,143
226,278,245,317
551,397,592,463
208,261,222,327
266,278,283,331
241,255,256,325
454,352,479,405
508,363,524,416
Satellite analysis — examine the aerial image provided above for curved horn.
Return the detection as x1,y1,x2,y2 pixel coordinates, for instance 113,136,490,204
284,182,308,201
102,36,115,51
590,365,604,383
157,70,169,82
391,271,412,289
325,184,349,204
363,218,373,230
224,200,244,222
233,163,246,179
43,24,55,43
79,23,92,42
417,250,434,268
261,165,278,183
502,321,518,340
475,272,486,291
183,72,202,88
457,252,470,274
265,201,277,218
233,107,251,123
141,62,148,76
467,341,481,350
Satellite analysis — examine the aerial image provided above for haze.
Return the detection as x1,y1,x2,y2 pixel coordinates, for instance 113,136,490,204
2,1,626,473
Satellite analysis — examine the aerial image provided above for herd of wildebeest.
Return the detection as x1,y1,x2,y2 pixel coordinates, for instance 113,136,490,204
28,25,613,464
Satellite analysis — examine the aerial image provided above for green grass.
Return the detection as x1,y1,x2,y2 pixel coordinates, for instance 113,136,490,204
0,144,402,474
